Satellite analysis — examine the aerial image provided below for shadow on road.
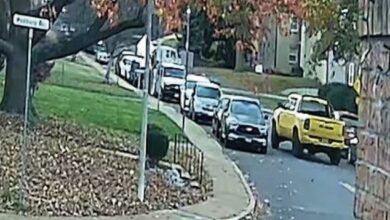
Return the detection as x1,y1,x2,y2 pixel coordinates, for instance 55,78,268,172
277,147,332,166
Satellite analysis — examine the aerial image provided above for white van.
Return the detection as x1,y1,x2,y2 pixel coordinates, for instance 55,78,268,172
180,74,210,113
151,62,186,102
189,82,222,122
153,46,181,65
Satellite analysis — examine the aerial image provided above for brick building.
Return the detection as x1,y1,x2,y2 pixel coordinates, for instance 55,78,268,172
354,0,390,219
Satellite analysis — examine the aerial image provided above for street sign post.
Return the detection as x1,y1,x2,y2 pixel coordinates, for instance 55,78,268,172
13,14,50,31
137,0,152,202
12,13,50,206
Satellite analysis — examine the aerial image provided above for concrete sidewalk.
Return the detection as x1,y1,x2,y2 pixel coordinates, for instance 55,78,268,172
78,54,256,220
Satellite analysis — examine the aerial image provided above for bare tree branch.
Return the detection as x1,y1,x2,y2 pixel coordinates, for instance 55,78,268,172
34,18,144,63
0,37,13,55
31,0,77,45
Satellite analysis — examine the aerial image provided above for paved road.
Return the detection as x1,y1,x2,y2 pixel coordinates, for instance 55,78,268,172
166,102,356,220
225,143,356,220
97,59,356,220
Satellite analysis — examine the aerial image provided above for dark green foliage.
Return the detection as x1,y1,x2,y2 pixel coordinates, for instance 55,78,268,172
146,124,170,162
310,0,360,64
318,82,358,114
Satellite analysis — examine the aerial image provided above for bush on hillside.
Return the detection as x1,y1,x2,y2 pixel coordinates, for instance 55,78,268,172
318,82,358,114
147,124,170,162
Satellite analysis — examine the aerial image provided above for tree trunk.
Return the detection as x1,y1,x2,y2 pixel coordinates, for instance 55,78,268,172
1,48,28,114
105,52,114,83
234,47,245,72
1,22,29,115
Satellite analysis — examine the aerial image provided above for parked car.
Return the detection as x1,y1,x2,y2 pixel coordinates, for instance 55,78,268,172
188,82,222,123
335,111,362,165
95,47,110,64
217,96,268,153
114,51,143,84
150,62,186,102
271,94,346,165
180,74,210,113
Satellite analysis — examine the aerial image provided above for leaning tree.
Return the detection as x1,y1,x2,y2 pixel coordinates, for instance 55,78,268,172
0,0,146,115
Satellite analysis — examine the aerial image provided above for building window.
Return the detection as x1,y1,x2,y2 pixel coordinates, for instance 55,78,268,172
290,16,299,33
348,63,355,86
289,49,299,64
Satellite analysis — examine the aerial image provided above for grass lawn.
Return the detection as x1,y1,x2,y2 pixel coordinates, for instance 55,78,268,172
46,60,139,98
195,67,320,94
34,85,181,136
259,96,287,110
0,60,181,137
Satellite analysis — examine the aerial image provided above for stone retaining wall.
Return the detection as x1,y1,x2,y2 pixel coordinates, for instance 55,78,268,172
354,41,390,220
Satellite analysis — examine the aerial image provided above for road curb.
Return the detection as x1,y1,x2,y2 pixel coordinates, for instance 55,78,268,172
224,162,256,220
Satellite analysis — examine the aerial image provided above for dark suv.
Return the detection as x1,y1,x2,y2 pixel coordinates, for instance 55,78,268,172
216,96,268,154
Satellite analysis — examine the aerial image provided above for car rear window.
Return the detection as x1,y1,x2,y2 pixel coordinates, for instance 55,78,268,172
196,86,220,99
299,100,331,118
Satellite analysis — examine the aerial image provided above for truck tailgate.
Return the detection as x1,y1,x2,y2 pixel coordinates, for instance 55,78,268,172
308,116,344,141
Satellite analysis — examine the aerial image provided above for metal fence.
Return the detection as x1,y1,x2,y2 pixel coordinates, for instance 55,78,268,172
169,134,205,184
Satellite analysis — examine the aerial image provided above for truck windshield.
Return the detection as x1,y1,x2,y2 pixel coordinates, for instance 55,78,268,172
164,68,185,79
196,86,220,99
231,100,264,121
299,100,331,118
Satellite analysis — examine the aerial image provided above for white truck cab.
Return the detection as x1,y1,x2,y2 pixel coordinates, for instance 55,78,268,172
180,74,210,113
151,62,186,102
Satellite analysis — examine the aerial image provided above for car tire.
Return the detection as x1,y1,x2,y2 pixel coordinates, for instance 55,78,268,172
348,146,356,165
259,146,267,154
191,110,197,122
224,135,232,148
329,149,342,166
292,129,303,158
271,121,281,149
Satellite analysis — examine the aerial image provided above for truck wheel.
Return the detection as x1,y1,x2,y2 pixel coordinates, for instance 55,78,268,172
271,121,281,149
329,149,342,166
292,130,303,158
348,147,356,165
307,147,316,155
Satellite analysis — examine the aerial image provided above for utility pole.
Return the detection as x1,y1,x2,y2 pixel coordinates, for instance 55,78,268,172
157,17,162,111
137,0,153,202
182,6,191,131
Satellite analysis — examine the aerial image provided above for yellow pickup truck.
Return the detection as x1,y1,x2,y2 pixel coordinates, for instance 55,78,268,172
271,94,346,165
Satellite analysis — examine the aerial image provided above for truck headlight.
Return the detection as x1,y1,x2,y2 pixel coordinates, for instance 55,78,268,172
194,100,202,110
228,118,239,130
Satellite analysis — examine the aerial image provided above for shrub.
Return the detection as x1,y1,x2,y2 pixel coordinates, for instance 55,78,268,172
146,124,170,162
318,82,358,114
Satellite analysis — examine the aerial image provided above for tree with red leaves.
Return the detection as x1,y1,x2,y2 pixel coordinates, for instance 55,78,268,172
155,0,307,71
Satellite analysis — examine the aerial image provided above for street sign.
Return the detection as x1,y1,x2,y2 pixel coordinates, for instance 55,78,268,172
13,14,50,31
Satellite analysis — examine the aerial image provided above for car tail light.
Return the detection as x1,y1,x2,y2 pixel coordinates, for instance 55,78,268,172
304,119,310,130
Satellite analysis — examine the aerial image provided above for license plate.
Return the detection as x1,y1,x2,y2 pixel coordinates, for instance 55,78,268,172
245,138,252,143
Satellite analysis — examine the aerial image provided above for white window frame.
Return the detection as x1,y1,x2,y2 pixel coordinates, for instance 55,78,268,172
347,63,355,86
289,49,299,64
290,16,299,33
